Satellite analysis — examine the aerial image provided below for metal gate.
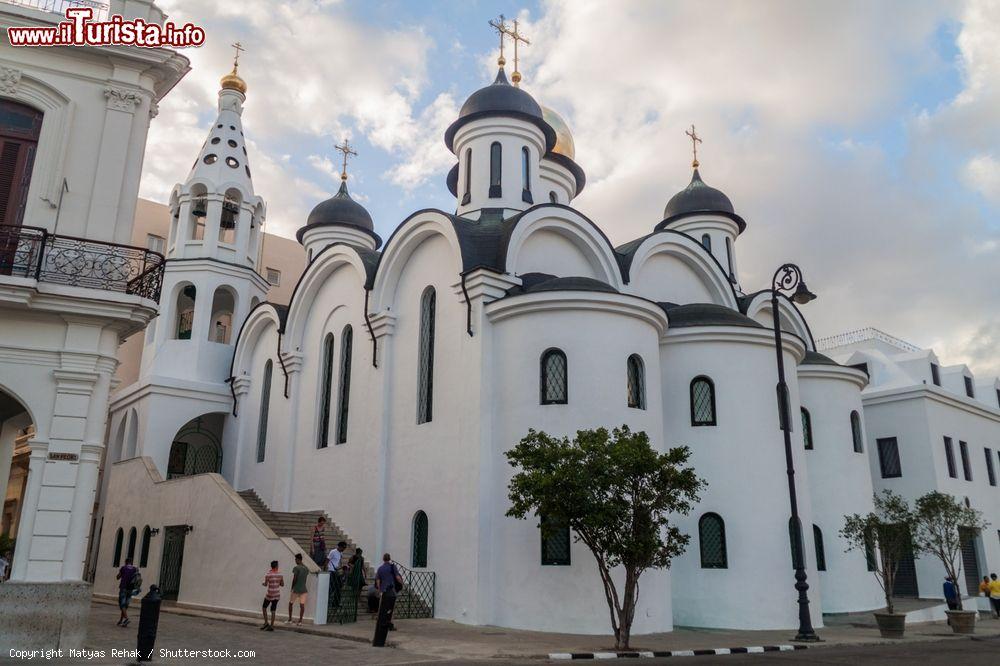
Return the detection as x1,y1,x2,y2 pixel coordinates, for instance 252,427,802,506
960,527,981,597
892,526,919,597
158,526,187,601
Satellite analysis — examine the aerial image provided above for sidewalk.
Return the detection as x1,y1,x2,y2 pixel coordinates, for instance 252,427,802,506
95,597,1000,660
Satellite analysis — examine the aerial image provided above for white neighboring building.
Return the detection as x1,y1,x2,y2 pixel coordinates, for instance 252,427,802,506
820,327,1000,600
0,0,187,650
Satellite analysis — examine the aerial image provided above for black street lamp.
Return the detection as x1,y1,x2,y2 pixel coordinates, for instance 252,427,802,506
769,263,820,642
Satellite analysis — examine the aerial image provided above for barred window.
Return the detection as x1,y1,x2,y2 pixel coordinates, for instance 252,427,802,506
412,510,428,568
139,526,151,567
789,517,804,569
690,376,716,426
877,437,901,478
801,408,813,450
699,513,727,569
626,354,645,409
112,528,124,567
850,410,864,453
813,524,826,571
540,349,568,404
256,360,273,463
541,515,571,566
417,287,436,424
336,326,353,444
126,526,137,562
318,334,335,448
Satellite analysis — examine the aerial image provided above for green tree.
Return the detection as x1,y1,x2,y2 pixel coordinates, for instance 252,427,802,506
505,426,704,650
840,490,914,615
911,491,989,598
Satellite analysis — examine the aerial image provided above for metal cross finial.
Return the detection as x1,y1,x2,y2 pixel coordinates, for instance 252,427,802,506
502,18,531,86
334,139,358,181
231,42,246,73
685,124,702,168
488,14,510,67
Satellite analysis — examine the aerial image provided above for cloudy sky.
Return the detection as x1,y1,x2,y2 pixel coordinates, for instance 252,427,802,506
143,0,1000,378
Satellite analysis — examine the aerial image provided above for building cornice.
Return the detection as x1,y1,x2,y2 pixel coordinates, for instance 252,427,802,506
485,291,668,336
797,364,868,389
862,384,1000,424
665,325,807,360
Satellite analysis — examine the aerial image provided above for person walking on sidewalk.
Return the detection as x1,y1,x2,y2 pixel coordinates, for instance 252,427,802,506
261,560,284,631
311,517,327,568
375,553,403,632
989,573,1000,618
115,557,139,628
288,554,309,626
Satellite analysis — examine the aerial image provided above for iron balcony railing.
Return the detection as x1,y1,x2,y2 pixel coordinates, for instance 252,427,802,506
0,224,165,301
0,0,110,20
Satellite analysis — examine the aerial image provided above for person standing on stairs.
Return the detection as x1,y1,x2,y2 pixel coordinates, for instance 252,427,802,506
261,560,284,631
328,541,347,608
311,517,327,568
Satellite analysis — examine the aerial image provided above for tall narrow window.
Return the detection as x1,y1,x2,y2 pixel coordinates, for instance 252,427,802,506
626,354,645,409
801,408,813,450
0,99,43,227
701,233,712,252
489,141,502,198
944,437,957,478
877,437,901,478
417,287,436,424
336,325,353,444
521,146,532,203
318,334,335,448
851,411,864,453
690,376,716,426
813,525,826,571
699,513,727,569
462,148,472,205
126,526,137,562
112,528,124,567
139,526,151,567
789,517,804,569
725,237,735,280
412,510,428,568
256,360,273,463
930,363,941,386
549,190,558,204
174,285,196,339
985,447,996,487
540,348,568,404
960,440,972,481
540,515,571,566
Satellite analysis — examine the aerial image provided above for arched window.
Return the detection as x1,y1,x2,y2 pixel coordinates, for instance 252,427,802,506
174,285,196,339
318,334,335,448
189,186,207,240
540,514,571,566
208,286,236,344
256,359,273,463
801,408,813,450
789,517,804,569
521,146,532,203
126,526,137,562
813,524,826,571
462,148,472,205
626,354,645,409
112,528,124,567
139,526,151,567
701,233,712,252
0,99,43,227
489,141,502,198
412,510,428,568
850,410,864,453
690,376,716,426
540,349,568,404
699,513,727,569
417,287,436,424
336,325,353,444
549,190,558,204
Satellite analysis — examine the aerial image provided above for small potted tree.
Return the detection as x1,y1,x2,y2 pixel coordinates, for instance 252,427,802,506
841,490,914,638
911,491,988,634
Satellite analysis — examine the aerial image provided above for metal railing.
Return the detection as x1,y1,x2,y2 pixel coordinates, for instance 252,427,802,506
392,562,435,619
0,224,165,301
327,574,359,624
0,0,110,20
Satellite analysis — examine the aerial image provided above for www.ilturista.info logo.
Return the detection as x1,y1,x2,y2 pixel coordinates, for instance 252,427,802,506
7,7,205,48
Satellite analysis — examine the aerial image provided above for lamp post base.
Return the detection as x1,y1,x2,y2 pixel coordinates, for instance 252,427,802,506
793,632,823,642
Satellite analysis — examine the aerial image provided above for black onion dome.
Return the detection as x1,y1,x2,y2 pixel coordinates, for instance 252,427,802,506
657,169,746,233
297,180,379,245
660,302,763,329
444,68,557,152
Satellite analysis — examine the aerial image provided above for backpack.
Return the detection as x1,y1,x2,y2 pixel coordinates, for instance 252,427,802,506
131,571,143,596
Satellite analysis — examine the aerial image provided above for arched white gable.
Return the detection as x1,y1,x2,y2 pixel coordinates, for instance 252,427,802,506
624,233,737,309
743,291,815,351
231,304,282,379
371,211,463,312
504,209,622,288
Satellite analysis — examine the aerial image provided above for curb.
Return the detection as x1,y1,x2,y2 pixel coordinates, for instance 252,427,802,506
549,645,808,659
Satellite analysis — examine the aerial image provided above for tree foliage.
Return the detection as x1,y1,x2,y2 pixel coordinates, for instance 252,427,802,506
910,491,989,598
505,426,704,649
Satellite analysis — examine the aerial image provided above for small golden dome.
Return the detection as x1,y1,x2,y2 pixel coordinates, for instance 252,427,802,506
541,105,575,160
220,68,246,94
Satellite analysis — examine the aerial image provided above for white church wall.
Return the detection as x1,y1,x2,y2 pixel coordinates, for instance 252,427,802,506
512,228,603,280
623,234,736,309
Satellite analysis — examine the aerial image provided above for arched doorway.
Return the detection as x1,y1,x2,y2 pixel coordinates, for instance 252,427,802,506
166,414,224,479
1,386,34,564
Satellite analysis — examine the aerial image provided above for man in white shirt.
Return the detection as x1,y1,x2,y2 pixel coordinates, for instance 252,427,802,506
327,542,347,607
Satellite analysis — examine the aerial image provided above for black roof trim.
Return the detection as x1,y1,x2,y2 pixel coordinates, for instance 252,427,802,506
506,274,619,296
659,302,763,329
447,163,459,197
801,350,840,367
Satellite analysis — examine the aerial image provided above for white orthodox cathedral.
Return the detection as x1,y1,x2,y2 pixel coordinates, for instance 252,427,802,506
87,41,999,636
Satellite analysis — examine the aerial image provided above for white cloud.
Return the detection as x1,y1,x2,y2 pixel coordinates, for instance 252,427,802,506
963,154,1000,203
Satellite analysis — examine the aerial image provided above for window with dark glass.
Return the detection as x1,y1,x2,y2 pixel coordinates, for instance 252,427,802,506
417,287,436,424
960,440,972,481
626,354,645,409
851,410,864,453
944,436,957,478
864,537,877,572
985,447,996,487
412,510,428,568
336,325,353,444
877,437,901,478
521,146,532,203
0,99,43,228
725,237,735,280
699,513,727,569
690,376,716,426
549,191,558,204
139,526,151,567
965,376,975,398
996,389,1000,409
112,528,124,567
256,360,273,463
126,526,137,561
489,141,502,198
701,233,712,252
540,349,568,404
318,334,335,448
541,514,571,566
930,363,941,386
813,524,826,571
462,148,471,205
801,408,813,450
789,517,804,569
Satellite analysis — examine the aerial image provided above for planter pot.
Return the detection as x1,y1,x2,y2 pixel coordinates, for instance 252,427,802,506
874,612,906,638
945,609,977,634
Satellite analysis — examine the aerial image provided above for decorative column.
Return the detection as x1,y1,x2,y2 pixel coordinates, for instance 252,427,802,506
61,444,103,580
368,311,396,556
10,441,48,581
275,350,303,511
87,86,144,241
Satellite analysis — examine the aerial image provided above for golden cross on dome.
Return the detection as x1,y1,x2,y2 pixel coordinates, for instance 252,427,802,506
334,139,358,181
685,124,702,169
231,42,245,73
503,18,531,86
488,14,510,67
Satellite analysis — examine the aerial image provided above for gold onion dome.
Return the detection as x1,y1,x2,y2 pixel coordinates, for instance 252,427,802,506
220,68,246,94
541,105,575,160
